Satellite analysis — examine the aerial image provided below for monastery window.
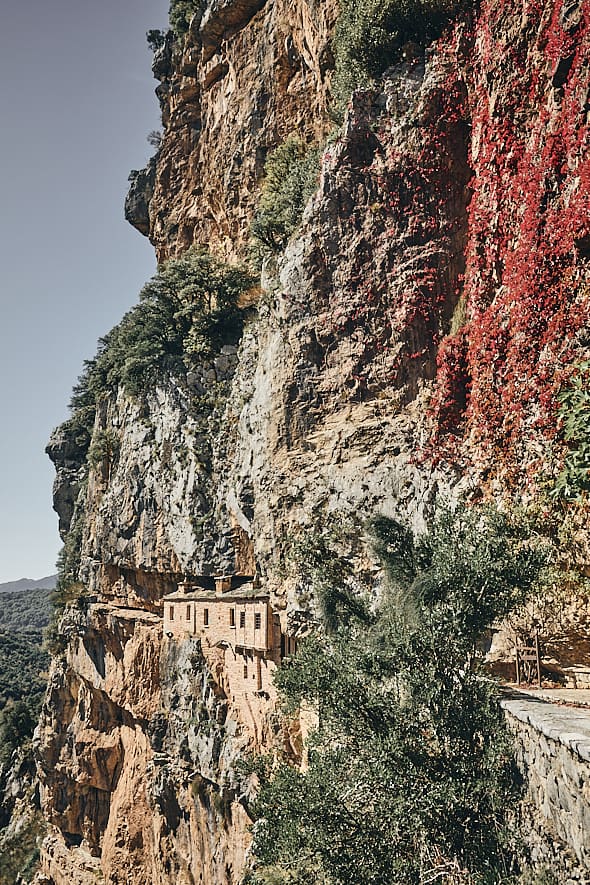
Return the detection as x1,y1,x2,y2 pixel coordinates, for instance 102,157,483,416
169,606,174,621
186,605,191,621
229,608,235,627
204,608,209,626
239,611,246,628
243,663,248,679
254,613,262,630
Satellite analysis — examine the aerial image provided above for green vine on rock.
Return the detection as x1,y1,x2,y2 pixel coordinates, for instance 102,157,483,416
552,361,590,501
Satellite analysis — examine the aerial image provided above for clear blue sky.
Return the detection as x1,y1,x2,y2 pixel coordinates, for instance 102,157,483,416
0,0,169,582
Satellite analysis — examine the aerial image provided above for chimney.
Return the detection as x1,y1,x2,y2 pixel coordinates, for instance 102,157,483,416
215,575,232,595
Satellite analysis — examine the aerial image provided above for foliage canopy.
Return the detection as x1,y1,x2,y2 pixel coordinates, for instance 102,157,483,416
250,137,320,261
331,0,466,117
0,588,52,634
0,621,49,766
0,633,48,720
75,247,252,404
552,362,590,501
247,505,548,884
65,248,252,444
169,0,203,37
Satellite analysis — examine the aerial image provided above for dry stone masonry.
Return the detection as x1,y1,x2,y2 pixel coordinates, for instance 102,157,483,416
503,693,590,879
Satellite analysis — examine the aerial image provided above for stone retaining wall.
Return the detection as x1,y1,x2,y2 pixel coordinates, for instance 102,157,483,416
502,694,590,882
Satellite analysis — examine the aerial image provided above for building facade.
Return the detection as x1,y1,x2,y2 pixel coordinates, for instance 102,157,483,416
162,577,296,707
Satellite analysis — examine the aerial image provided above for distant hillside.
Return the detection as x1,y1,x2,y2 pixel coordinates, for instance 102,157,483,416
0,586,52,770
0,575,56,595
0,632,49,712
0,587,52,633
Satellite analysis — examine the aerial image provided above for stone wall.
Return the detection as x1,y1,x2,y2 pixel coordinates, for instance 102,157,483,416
502,694,590,881
163,593,275,653
162,592,281,736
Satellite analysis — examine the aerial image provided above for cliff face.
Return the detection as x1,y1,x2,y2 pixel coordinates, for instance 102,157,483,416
0,747,45,885
39,0,590,882
127,0,338,262
432,0,590,485
37,610,264,885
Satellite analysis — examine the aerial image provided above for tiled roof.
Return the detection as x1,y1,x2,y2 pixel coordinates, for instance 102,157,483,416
162,583,268,603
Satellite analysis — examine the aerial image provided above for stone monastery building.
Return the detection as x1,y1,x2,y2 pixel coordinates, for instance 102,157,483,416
162,576,296,705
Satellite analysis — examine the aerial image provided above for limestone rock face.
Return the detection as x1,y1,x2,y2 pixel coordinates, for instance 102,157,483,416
125,157,156,237
39,0,590,881
36,605,261,885
217,44,473,586
138,0,338,262
46,424,89,539
0,744,45,881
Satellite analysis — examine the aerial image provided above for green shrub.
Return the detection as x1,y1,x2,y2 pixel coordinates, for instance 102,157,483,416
57,247,252,475
72,248,252,404
285,518,371,633
247,505,548,884
332,0,466,117
146,29,166,52
250,137,320,260
169,0,203,37
552,362,590,500
88,429,120,479
0,701,38,766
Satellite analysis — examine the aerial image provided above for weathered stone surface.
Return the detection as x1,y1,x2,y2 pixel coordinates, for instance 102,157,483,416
200,0,269,62
132,0,338,262
36,602,271,884
37,833,102,885
125,157,157,237
503,693,590,875
46,425,89,538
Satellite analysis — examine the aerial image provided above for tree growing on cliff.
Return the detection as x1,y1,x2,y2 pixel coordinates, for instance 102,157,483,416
169,0,203,37
246,505,548,884
91,248,250,395
250,137,320,261
65,248,253,408
331,0,467,117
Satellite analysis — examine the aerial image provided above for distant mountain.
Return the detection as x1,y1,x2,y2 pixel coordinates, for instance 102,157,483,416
0,575,57,594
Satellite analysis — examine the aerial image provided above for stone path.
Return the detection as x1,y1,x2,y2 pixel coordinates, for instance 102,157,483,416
522,688,590,708
501,687,590,763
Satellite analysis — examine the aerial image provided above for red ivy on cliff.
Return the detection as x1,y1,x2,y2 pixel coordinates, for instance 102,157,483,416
429,0,590,481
